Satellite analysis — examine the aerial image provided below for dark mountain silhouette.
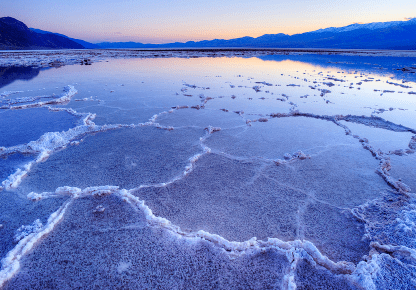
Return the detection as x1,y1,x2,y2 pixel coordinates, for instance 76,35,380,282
0,17,85,50
30,28,99,49
96,18,416,50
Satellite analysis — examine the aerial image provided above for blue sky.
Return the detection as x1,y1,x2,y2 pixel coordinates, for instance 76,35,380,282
1,0,415,43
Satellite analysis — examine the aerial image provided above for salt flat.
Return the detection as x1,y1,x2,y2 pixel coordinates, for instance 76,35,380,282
1,50,416,289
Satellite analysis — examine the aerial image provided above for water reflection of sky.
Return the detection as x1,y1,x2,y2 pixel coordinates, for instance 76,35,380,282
1,55,416,127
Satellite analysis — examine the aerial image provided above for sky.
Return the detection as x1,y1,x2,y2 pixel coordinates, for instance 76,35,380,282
1,0,415,44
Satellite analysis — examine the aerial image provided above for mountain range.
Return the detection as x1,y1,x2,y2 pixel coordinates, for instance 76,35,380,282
29,28,100,49
1,16,416,50
0,17,84,50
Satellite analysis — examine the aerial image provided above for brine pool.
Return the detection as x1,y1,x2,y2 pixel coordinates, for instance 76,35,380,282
1,53,416,289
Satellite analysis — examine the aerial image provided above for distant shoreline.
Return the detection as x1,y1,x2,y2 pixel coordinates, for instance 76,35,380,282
1,48,416,68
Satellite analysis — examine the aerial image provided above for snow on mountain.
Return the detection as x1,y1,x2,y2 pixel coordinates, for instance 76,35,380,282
310,17,416,34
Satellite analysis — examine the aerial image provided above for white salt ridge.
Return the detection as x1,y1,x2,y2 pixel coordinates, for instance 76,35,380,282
0,200,72,288
0,110,127,191
349,253,381,290
26,192,43,201
47,106,97,126
269,111,416,135
6,95,45,106
1,99,211,192
146,111,178,131
27,186,120,201
283,248,300,290
340,115,416,134
25,186,357,277
1,162,33,191
8,110,415,289
265,110,415,194
371,242,416,262
13,219,43,243
182,133,212,177
360,142,412,194
22,184,360,290
0,91,23,98
7,86,77,110
349,243,416,289
395,205,416,234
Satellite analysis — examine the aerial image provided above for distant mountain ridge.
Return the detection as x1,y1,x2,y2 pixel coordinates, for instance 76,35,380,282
310,18,416,34
95,18,416,50
0,17,85,50
1,17,416,50
29,28,99,49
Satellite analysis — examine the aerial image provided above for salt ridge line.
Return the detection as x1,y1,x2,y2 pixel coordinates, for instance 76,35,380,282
1,152,49,191
0,102,97,191
0,91,24,98
6,107,414,289
0,118,132,191
341,123,414,195
0,98,208,192
266,111,416,134
213,107,416,183
371,241,416,262
2,94,59,108
6,85,77,110
1,95,413,192
334,116,415,194
0,87,77,109
349,193,416,246
141,109,214,180
21,185,415,290
1,85,413,259
348,245,416,290
358,140,413,195
17,118,211,196
22,186,354,287
119,129,212,191
0,199,73,288
264,110,416,194
0,86,97,127
0,59,412,288
0,91,191,191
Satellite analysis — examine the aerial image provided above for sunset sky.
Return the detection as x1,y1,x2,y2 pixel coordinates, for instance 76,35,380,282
1,0,415,44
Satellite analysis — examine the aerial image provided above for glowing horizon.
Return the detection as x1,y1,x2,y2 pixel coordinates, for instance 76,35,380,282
1,0,415,44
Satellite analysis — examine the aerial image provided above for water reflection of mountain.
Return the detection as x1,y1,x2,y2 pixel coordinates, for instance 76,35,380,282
257,54,416,82
0,66,51,89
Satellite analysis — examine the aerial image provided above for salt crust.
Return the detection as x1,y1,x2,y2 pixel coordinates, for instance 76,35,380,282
0,135,414,288
0,183,407,289
266,111,416,195
7,185,354,290
0,87,197,192
0,200,71,288
1,63,416,288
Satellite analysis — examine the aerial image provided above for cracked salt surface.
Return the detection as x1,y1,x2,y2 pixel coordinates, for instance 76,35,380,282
1,52,416,289
17,127,204,193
